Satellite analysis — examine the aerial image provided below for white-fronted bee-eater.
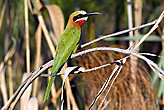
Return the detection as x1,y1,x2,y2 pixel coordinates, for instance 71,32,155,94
44,10,100,102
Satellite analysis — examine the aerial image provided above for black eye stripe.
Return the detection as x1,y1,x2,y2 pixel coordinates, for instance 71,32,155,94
73,14,84,21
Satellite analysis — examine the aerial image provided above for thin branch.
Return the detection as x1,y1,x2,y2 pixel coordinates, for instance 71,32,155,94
81,19,157,48
2,60,53,110
71,47,136,59
88,62,121,110
97,58,126,110
132,53,164,78
134,11,164,49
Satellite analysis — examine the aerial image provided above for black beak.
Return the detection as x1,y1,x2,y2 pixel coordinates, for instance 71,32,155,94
83,12,101,17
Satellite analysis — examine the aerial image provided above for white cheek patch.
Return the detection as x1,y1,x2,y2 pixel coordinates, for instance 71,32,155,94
76,17,88,22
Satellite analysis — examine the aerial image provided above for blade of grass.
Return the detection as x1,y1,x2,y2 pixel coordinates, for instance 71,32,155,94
103,35,162,41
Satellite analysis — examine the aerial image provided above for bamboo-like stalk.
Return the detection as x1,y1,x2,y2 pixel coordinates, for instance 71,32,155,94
25,0,30,73
127,0,134,46
32,24,42,97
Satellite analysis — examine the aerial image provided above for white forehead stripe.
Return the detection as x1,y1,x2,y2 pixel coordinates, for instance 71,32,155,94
75,10,88,22
79,10,87,15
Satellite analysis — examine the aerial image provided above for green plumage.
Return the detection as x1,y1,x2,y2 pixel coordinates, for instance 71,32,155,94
43,27,81,102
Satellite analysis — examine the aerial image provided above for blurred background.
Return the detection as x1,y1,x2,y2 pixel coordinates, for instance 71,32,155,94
0,0,164,109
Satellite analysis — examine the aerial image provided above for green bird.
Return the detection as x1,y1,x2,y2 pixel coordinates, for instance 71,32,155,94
44,10,100,102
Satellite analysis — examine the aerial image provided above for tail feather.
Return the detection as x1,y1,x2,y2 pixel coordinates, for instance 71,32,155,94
43,75,56,102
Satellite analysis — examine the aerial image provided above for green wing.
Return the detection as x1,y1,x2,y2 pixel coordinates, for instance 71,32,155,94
51,27,81,75
44,27,81,102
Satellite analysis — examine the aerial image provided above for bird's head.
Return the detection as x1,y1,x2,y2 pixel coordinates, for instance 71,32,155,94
68,10,100,28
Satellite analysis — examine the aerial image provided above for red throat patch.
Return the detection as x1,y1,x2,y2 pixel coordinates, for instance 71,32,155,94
76,20,85,27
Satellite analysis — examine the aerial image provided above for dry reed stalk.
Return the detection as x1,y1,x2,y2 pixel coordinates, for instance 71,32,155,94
0,66,8,104
20,73,32,110
37,15,56,55
28,2,57,108
32,24,42,97
25,0,30,73
134,0,142,66
8,60,13,97
127,0,134,46
29,1,56,55
0,37,16,106
4,1,10,55
61,68,79,110
127,0,137,109
134,0,142,36
0,0,7,30
27,97,38,110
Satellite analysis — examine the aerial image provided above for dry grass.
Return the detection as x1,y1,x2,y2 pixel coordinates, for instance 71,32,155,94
76,46,157,109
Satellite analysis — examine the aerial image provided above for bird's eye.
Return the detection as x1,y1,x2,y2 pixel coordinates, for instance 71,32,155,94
73,14,84,21
77,14,83,18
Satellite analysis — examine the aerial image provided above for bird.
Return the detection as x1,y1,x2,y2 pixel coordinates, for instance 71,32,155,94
44,10,100,102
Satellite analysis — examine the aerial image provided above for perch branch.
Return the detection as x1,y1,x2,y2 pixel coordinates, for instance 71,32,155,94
81,19,157,48
71,47,136,59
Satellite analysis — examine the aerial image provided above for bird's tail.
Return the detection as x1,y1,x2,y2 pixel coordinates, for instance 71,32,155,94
43,75,56,102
